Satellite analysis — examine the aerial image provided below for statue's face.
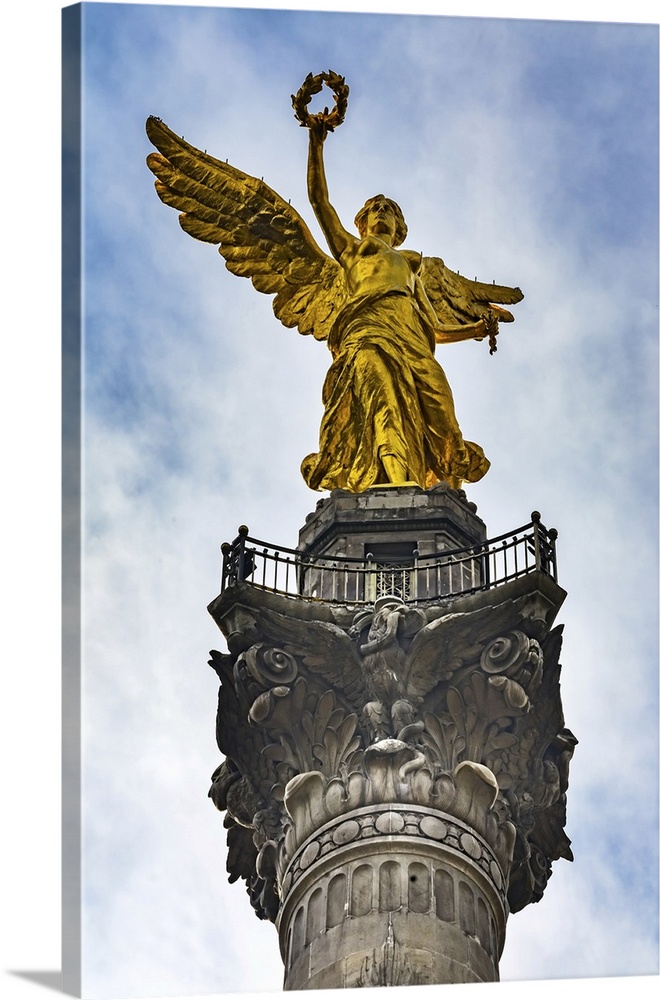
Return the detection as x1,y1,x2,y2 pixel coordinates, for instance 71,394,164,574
364,197,398,242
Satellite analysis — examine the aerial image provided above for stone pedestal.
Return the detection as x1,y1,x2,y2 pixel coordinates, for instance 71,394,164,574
207,486,576,989
296,484,487,604
298,483,487,558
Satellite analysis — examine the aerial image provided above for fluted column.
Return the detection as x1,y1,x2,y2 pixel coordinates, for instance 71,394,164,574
278,770,509,989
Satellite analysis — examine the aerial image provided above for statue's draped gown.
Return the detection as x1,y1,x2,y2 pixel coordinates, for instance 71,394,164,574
301,286,489,492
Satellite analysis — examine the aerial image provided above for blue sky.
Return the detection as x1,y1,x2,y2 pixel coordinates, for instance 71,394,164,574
2,2,659,1000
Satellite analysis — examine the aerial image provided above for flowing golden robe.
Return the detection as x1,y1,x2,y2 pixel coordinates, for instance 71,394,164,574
301,289,489,492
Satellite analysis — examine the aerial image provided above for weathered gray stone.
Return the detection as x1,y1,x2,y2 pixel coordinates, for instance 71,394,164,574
207,486,576,987
299,484,487,559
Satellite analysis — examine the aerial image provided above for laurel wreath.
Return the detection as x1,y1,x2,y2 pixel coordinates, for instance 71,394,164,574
292,71,349,133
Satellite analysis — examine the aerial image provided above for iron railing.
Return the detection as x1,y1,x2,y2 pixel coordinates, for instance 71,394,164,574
219,512,558,606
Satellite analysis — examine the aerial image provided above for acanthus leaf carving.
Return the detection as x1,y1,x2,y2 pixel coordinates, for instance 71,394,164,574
209,599,574,923
312,711,362,775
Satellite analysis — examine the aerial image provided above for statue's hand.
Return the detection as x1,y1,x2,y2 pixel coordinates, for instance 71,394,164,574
309,120,329,144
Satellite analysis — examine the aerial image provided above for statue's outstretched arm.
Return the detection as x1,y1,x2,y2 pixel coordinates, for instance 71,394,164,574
434,319,489,344
420,256,523,354
414,273,488,344
307,129,355,262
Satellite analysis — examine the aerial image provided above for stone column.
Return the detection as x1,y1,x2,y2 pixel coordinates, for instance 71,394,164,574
278,765,509,988
207,488,576,989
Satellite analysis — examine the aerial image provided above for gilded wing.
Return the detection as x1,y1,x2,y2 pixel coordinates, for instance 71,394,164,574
421,255,523,330
145,116,346,341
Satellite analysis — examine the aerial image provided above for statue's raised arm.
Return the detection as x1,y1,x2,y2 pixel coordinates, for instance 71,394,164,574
292,72,356,263
146,72,524,494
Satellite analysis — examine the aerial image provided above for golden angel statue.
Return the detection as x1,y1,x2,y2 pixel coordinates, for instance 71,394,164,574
146,71,523,493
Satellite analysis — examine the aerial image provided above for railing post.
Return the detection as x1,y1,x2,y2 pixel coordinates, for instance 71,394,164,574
273,549,280,593
236,524,249,582
479,542,490,591
512,535,519,580
531,511,542,572
548,527,558,580
221,542,232,590
365,552,374,604
296,554,307,597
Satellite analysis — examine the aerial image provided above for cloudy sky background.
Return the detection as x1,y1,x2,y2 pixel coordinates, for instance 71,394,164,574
2,2,658,999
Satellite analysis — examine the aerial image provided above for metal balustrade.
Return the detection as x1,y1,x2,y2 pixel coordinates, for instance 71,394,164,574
220,512,558,606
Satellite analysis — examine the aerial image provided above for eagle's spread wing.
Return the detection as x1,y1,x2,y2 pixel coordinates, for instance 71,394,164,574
254,607,367,711
405,606,496,703
146,116,346,340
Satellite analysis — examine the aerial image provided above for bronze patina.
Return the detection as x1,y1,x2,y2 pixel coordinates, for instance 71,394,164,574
146,71,523,493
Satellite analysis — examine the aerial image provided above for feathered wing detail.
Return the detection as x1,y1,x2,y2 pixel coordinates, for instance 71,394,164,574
254,607,368,712
421,255,524,330
404,605,501,705
145,116,346,340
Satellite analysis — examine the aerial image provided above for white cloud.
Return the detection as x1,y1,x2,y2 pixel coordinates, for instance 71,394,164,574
77,5,658,996
3,3,657,1000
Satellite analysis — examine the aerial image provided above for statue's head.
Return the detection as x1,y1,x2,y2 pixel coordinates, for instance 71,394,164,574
354,195,408,247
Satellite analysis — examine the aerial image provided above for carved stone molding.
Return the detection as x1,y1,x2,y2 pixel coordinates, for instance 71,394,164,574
278,800,509,989
280,801,509,910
